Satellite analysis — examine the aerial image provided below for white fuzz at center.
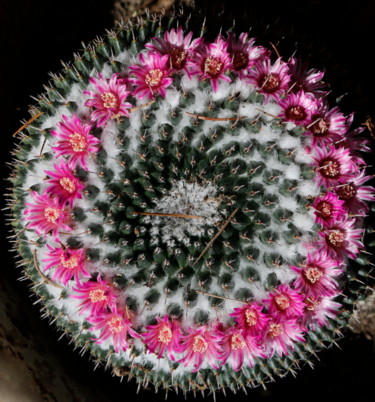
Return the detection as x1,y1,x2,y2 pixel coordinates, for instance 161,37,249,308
143,179,228,247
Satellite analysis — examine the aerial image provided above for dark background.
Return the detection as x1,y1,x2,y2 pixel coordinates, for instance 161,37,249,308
1,0,375,400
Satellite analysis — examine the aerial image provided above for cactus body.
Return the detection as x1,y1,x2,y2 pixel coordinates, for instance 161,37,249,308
7,17,375,395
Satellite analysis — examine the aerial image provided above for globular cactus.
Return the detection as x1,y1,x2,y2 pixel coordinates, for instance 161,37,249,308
7,15,375,396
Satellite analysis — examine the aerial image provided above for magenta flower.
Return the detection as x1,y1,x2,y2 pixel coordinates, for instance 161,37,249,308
335,171,375,215
142,315,182,360
263,317,306,358
291,251,344,298
128,52,173,100
278,91,317,126
305,104,349,147
313,147,357,188
44,161,84,207
229,302,269,337
145,27,203,75
226,33,268,78
84,73,133,127
288,57,327,95
190,37,231,92
178,325,223,372
51,114,100,170
334,112,371,154
303,296,342,329
263,284,305,318
88,308,140,353
318,219,364,260
43,245,89,285
247,58,290,101
71,276,117,316
334,126,371,164
311,192,346,227
220,327,266,371
24,191,72,241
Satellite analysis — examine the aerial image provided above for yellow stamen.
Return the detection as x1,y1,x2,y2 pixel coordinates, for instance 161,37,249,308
245,309,257,326
101,92,118,108
89,289,107,303
305,267,323,284
268,323,284,338
44,207,60,224
275,295,290,310
145,69,163,87
69,132,87,152
60,254,79,269
230,333,246,350
60,177,76,193
108,317,124,334
158,325,172,344
192,335,208,353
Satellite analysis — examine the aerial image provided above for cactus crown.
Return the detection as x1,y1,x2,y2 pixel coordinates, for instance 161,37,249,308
7,15,375,395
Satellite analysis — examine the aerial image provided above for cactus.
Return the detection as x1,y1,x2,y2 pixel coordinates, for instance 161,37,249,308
7,16,375,396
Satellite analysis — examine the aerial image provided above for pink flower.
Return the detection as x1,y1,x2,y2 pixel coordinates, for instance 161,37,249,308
263,284,305,318
291,251,344,297
303,296,342,329
190,37,231,92
43,245,89,285
313,147,357,188
318,219,364,260
247,58,290,101
334,126,370,165
145,27,203,75
71,276,117,316
24,191,72,241
229,302,269,337
334,113,371,158
142,315,182,360
226,33,268,78
178,325,223,372
128,52,173,100
305,104,349,146
220,327,266,371
335,170,375,215
263,317,306,357
278,91,317,126
288,57,327,95
311,192,346,227
84,73,133,127
44,161,84,207
51,114,100,170
88,308,140,353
